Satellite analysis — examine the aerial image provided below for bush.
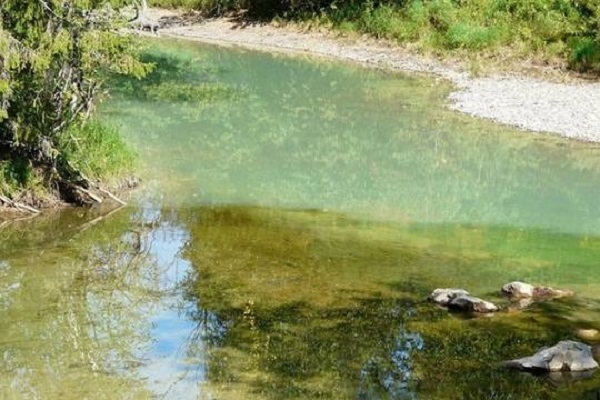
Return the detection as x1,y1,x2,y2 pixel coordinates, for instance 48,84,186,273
569,36,600,72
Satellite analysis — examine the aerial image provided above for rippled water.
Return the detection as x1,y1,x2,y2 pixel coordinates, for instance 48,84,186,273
2,39,600,399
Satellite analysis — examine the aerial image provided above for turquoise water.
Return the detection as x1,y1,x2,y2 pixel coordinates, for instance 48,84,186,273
2,39,600,399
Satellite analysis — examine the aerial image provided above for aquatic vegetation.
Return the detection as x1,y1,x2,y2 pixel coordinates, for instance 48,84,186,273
180,206,600,399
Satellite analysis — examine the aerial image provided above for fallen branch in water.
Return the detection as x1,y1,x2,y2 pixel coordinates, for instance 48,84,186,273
76,186,103,203
97,187,127,205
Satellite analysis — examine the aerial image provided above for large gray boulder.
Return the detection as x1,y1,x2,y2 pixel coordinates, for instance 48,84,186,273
447,294,499,313
503,341,599,372
428,288,470,306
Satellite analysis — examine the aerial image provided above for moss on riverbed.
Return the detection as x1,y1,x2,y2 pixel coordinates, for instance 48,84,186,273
181,206,600,399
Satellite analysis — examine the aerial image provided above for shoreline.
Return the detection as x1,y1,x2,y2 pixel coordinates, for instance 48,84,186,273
154,14,600,142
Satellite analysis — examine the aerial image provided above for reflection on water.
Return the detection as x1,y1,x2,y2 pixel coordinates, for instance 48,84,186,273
3,39,600,399
107,40,600,236
0,203,204,399
358,330,424,399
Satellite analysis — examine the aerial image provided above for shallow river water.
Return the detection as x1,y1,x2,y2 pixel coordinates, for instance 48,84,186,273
3,40,600,399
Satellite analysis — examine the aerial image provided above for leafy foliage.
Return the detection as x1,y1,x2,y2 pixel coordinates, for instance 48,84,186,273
0,0,149,200
151,0,600,72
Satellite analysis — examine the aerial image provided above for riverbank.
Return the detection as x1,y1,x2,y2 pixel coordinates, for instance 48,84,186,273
151,11,600,142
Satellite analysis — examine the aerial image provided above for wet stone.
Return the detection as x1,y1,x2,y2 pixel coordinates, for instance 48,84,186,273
501,281,574,299
501,281,534,298
428,288,470,306
447,294,499,313
503,340,599,372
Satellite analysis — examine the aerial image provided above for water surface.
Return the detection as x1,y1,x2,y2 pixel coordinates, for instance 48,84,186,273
2,39,600,399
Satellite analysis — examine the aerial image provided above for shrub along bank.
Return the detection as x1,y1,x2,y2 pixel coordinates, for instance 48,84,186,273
150,0,600,73
1,1,150,211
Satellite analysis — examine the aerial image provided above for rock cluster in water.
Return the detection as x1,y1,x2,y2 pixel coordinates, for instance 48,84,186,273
429,281,575,314
429,282,599,373
428,288,499,313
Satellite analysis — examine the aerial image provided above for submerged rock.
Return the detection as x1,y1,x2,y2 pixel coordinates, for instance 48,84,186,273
447,294,499,313
501,281,573,299
576,329,600,341
428,288,470,306
533,286,574,299
503,341,599,372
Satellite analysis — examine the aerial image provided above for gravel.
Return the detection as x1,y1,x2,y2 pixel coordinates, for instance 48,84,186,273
156,16,600,142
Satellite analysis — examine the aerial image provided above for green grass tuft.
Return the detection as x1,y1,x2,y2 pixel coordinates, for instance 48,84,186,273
58,120,136,182
569,37,600,73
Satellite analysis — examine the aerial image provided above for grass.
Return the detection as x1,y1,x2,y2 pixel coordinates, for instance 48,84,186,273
150,0,600,73
0,120,136,205
58,120,136,182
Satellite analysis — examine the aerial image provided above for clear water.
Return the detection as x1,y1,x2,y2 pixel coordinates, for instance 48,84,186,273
2,39,600,399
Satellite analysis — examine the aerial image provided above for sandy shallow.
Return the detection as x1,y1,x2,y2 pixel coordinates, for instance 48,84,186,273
153,14,600,141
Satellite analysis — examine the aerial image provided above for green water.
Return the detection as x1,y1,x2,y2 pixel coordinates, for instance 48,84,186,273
2,40,600,399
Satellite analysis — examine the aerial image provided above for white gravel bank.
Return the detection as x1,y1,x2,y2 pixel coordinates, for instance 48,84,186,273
157,17,600,141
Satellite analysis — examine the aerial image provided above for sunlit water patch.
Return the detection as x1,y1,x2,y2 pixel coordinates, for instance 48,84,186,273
2,39,600,399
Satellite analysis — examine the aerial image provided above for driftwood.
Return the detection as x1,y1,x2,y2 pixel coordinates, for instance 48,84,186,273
98,187,127,205
62,181,128,207
0,195,40,214
57,158,128,206
128,0,159,34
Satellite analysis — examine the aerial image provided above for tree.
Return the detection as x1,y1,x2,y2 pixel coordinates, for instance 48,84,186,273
0,0,151,206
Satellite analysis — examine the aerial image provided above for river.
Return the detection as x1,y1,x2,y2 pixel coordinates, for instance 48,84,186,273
2,39,600,399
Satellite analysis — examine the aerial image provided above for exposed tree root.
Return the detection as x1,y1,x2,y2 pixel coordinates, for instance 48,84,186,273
54,156,129,206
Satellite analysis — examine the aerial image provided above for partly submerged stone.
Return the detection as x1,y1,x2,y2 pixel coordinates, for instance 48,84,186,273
447,294,499,313
576,329,600,341
501,281,573,299
532,286,574,299
428,288,470,306
501,281,534,297
503,340,599,372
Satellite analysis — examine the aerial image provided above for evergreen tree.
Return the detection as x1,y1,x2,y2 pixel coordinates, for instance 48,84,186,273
0,1,151,204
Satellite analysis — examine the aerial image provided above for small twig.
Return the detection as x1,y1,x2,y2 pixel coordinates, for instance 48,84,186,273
0,195,12,205
14,202,41,213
